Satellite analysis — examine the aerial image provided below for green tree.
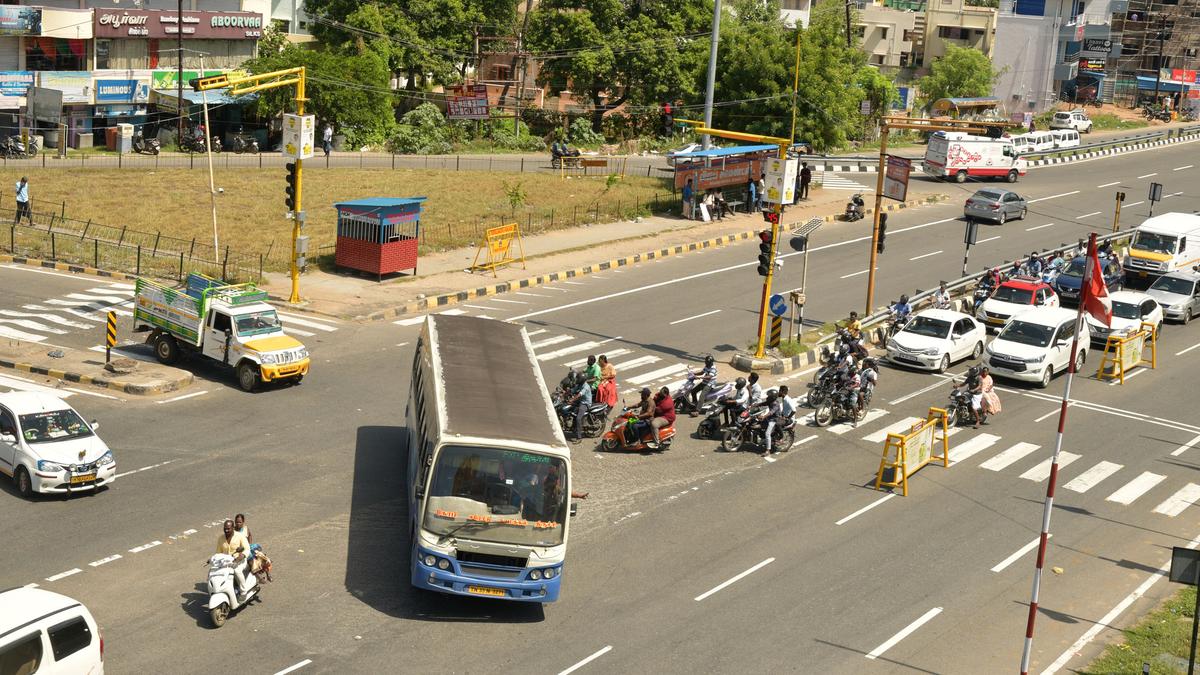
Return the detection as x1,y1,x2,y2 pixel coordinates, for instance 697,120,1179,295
917,44,1000,107
525,0,711,132
857,65,899,129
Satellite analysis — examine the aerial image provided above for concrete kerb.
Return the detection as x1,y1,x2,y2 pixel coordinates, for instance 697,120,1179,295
0,253,139,281
366,195,946,322
0,356,193,396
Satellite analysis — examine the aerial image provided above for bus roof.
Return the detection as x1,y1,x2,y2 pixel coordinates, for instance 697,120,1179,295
427,314,567,450
1136,213,1200,236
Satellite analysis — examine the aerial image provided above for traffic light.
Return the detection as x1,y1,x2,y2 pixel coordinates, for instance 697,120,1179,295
757,230,774,276
762,210,779,224
1117,191,1126,202
285,162,297,212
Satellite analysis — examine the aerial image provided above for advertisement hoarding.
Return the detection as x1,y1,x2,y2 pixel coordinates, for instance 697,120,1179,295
151,69,224,90
282,113,315,159
0,71,33,109
0,7,41,36
673,151,772,191
94,9,262,40
94,79,149,104
38,72,91,104
882,155,912,202
447,84,489,120
763,157,797,204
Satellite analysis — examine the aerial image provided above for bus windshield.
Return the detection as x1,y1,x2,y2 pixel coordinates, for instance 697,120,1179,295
1132,231,1178,255
423,445,568,547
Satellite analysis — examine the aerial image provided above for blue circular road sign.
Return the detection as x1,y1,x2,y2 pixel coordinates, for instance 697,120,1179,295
769,293,788,317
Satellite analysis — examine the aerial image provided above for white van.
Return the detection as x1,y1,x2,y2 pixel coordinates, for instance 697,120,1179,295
984,306,1090,388
1010,134,1035,154
1050,129,1080,149
0,588,103,674
923,132,1027,183
1123,212,1200,282
1026,131,1056,152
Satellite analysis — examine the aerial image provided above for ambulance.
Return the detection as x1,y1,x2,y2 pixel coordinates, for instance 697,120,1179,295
923,131,1027,183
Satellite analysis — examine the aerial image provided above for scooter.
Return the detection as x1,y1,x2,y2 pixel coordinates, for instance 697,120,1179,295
844,193,865,222
600,410,675,451
231,128,258,154
204,552,258,628
673,369,734,415
132,128,160,155
210,134,223,153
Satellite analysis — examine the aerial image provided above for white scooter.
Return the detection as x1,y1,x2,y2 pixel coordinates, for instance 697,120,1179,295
205,552,258,627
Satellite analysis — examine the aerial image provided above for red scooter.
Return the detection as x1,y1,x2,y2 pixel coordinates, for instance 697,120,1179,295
600,410,675,451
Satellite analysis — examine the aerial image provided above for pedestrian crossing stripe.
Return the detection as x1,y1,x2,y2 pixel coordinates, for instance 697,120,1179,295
980,442,1040,471
1106,471,1166,505
816,172,872,191
1152,483,1200,516
1019,452,1081,482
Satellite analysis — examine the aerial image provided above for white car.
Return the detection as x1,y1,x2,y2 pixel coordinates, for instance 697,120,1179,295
1086,290,1164,344
1050,110,1093,133
886,309,987,373
984,306,1090,388
666,142,720,166
0,587,104,674
0,392,115,498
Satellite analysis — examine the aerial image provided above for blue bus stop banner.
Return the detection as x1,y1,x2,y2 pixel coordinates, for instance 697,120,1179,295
0,71,33,109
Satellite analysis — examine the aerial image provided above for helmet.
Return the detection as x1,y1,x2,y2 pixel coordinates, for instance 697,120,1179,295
735,377,747,389
766,390,778,402
967,366,980,378
863,357,876,368
704,354,715,367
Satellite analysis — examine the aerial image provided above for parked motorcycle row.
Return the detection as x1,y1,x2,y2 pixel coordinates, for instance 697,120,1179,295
0,135,37,158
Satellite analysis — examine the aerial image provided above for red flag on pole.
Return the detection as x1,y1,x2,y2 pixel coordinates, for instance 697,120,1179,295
1082,244,1113,327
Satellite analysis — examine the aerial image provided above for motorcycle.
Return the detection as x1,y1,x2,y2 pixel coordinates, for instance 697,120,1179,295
180,133,207,154
886,312,910,339
210,134,223,153
720,407,796,453
555,398,611,438
672,369,733,415
132,128,160,155
943,386,976,427
204,552,259,628
231,128,258,154
2,135,37,158
813,387,866,427
973,282,994,311
844,193,865,222
600,409,675,451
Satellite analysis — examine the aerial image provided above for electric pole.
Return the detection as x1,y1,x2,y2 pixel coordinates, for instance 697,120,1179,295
701,0,722,150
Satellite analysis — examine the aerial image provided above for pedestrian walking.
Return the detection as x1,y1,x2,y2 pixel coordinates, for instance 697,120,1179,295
799,162,812,200
322,123,333,157
682,178,695,219
14,176,31,225
747,176,758,213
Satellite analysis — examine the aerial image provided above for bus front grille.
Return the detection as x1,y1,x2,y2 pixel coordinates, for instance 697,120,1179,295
457,551,528,568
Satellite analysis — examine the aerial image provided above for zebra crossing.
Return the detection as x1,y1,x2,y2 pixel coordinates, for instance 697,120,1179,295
4,282,340,344
816,171,873,191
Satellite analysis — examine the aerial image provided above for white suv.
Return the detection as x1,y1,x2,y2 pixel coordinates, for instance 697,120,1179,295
983,307,1090,388
1050,110,1092,133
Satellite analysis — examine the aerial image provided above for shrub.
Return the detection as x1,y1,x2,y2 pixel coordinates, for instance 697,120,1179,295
569,117,605,147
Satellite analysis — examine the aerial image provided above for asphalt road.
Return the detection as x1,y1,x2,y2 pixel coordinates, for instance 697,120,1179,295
0,140,1198,674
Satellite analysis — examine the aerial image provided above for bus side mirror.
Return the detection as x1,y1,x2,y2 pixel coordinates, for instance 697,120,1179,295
570,503,579,517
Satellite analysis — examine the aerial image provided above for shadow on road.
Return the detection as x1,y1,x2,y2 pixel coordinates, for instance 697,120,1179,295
181,583,211,628
346,425,544,623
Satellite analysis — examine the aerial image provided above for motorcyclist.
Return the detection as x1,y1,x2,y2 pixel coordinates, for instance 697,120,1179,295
838,363,863,424
845,311,862,339
565,371,592,443
890,295,913,326
721,377,749,427
216,519,252,597
1026,251,1044,276
648,386,675,449
747,371,764,408
777,384,798,419
933,282,952,310
956,366,986,428
859,357,880,412
759,390,785,455
620,387,653,449
1048,250,1065,272
687,354,719,416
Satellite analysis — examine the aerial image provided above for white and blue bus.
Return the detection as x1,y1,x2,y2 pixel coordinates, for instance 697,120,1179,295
406,314,574,602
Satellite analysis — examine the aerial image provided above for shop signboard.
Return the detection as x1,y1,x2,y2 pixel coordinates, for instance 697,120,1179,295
0,7,41,36
1158,69,1197,85
25,87,63,124
38,72,91,105
674,151,772,191
94,104,146,117
1079,58,1107,72
94,9,263,40
0,71,33,109
447,84,489,120
1082,38,1112,55
95,79,149,104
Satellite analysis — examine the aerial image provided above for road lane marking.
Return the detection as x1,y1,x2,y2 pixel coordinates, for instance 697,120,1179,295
63,387,122,401
1175,341,1200,356
1034,402,1073,423
1108,367,1148,385
888,372,960,405
628,363,687,385
45,568,81,582
536,337,620,362
669,309,722,325
273,660,313,675
1125,200,1144,207
515,292,548,297
1042,531,1200,674
862,417,922,443
1105,471,1166,505
827,409,888,435
1174,165,1193,171
89,554,122,567
840,269,870,279
114,460,175,480
0,325,48,341
1028,190,1080,203
978,235,1001,244
836,494,896,526
462,304,497,311
948,433,1001,465
3,263,109,280
1166,191,1185,198
694,558,775,601
488,298,529,305
1025,223,1055,231
610,355,659,372
909,250,943,261
1137,172,1158,179
565,348,631,369
865,607,943,660
1153,483,1200,517
560,281,586,286
531,335,573,350
0,309,91,328
1064,461,1123,493
129,541,162,553
1171,433,1200,456
0,317,66,333
156,391,208,404
558,647,612,675
980,442,1040,471
1074,211,1102,219
992,535,1050,573
393,317,424,326
1096,181,1121,188
1020,452,1081,482
525,329,546,336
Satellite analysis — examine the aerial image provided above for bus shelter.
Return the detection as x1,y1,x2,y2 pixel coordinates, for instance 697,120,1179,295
333,197,426,280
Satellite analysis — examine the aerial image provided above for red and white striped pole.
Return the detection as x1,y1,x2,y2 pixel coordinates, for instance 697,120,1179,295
1018,232,1097,674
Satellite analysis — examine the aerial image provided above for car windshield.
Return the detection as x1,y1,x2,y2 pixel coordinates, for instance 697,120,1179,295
423,445,568,547
902,316,951,338
1111,301,1141,320
992,286,1034,304
998,320,1055,347
1150,276,1195,295
974,190,1003,201
19,409,93,444
1060,258,1086,278
235,310,282,337
1132,231,1178,255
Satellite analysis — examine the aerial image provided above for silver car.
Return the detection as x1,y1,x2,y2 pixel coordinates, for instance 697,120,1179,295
1145,270,1200,323
964,188,1028,225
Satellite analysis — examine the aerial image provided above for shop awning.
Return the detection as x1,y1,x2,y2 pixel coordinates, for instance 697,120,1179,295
151,88,256,113
1136,76,1185,92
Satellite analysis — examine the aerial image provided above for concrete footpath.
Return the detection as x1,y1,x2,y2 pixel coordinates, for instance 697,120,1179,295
0,341,192,396
264,184,947,321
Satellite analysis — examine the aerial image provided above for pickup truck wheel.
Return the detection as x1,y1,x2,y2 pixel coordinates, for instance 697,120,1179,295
237,362,259,392
154,334,180,365
1007,170,1018,183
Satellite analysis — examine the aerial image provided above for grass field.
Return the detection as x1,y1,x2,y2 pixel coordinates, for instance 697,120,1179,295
1083,586,1197,674
1,167,674,267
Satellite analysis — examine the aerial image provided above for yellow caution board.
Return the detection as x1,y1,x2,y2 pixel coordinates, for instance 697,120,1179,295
105,311,117,363
469,223,527,277
875,407,950,496
1098,321,1157,384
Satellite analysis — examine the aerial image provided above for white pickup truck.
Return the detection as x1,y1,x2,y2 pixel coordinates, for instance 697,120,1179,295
133,274,310,391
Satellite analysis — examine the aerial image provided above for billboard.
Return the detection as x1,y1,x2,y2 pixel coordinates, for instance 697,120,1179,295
0,7,41,36
882,155,912,202
673,151,773,191
151,69,223,91
38,72,91,104
0,72,33,109
95,79,149,104
447,84,489,120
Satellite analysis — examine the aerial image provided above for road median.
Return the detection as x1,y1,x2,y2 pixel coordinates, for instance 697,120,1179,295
0,341,192,396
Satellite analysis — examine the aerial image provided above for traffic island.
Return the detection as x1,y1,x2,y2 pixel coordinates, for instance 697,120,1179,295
0,342,193,396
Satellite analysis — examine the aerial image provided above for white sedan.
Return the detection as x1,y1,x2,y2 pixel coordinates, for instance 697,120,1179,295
1086,290,1164,344
0,392,115,498
886,309,987,373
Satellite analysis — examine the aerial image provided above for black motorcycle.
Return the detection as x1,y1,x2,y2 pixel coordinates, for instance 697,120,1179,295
2,135,37,158
231,129,259,154
720,407,796,453
550,382,610,438
180,133,207,154
133,128,160,155
210,134,222,153
813,387,866,427
943,386,976,427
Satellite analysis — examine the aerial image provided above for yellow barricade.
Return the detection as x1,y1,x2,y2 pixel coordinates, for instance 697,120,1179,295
874,407,950,496
1097,321,1157,384
469,222,526,277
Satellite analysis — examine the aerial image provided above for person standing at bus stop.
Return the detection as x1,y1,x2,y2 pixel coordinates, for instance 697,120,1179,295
14,176,31,225
798,162,812,201
682,178,695,219
322,123,333,157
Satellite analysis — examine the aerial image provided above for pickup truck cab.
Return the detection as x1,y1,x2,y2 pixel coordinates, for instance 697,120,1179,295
134,274,309,392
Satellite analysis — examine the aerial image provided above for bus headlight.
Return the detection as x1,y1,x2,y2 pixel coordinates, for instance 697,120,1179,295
529,569,542,580
423,554,437,567
543,567,557,579
436,558,450,571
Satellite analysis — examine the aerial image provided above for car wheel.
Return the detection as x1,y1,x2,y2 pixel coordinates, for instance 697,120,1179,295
998,211,1007,225
1039,366,1053,389
236,362,260,392
154,334,180,365
1184,308,1193,325
972,342,984,359
1007,170,1018,183
955,170,967,184
15,466,33,498
937,354,951,373
1075,349,1086,372
1019,207,1028,220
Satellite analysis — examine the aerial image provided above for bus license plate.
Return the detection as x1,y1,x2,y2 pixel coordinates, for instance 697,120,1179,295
70,473,95,484
467,585,506,597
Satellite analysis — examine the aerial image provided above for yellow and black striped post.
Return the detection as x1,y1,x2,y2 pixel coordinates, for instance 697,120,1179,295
104,311,117,363
769,317,783,348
